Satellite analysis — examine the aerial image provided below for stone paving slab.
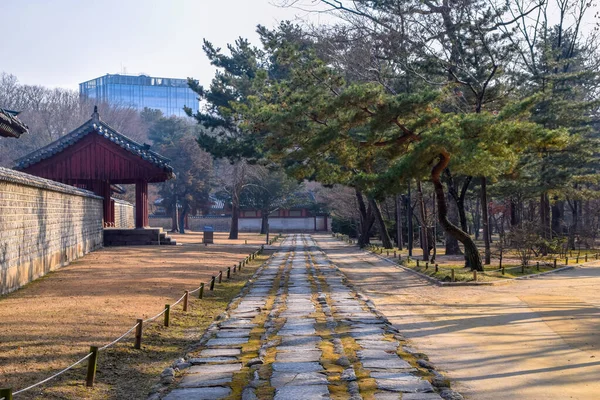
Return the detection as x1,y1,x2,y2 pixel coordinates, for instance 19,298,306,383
272,361,323,373
163,387,232,400
205,337,249,346
200,348,241,357
274,384,330,400
189,356,238,364
159,234,456,400
270,371,329,386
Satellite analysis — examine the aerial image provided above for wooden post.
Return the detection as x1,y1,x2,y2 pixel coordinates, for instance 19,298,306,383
585,254,588,262
233,264,237,273
0,388,13,400
183,291,189,312
86,346,99,387
218,271,223,283
576,256,579,264
387,250,389,256
164,304,170,327
554,259,557,268
417,260,420,268
199,283,204,299
473,270,477,281
135,180,149,228
566,257,569,265
134,319,143,349
227,267,231,279
435,264,439,273
451,269,455,282
536,262,540,271
239,262,242,270
502,267,505,275
425,262,429,270
394,251,397,258
210,276,215,291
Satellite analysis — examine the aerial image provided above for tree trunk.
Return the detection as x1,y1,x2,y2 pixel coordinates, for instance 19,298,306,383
568,198,578,250
170,195,179,233
407,181,413,256
473,197,481,240
229,193,240,239
445,196,463,255
260,211,268,235
510,197,520,226
396,194,403,250
356,189,375,247
481,177,491,264
178,206,187,234
540,192,551,255
416,180,429,260
551,199,563,237
369,197,393,249
432,152,483,271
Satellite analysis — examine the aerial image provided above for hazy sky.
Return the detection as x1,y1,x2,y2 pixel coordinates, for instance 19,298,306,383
1,0,327,90
3,1,598,91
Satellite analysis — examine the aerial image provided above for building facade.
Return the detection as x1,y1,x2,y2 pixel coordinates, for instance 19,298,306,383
79,74,199,117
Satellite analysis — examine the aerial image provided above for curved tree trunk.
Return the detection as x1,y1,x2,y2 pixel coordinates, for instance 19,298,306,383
432,152,483,271
445,198,463,255
369,197,393,249
356,189,375,247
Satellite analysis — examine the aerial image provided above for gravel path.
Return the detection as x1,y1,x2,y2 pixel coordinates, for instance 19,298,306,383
161,234,450,400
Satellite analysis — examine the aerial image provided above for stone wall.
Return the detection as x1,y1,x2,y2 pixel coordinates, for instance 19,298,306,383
0,167,104,295
148,215,330,233
149,216,232,232
114,198,134,229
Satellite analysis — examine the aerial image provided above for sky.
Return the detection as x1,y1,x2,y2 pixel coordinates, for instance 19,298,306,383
1,0,328,90
2,0,598,91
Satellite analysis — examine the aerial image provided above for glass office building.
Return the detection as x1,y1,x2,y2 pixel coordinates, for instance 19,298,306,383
79,74,199,117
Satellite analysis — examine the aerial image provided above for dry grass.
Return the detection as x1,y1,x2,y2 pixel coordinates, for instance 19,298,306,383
0,232,267,399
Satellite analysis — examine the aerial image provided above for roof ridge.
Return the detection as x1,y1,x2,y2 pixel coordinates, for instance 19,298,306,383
14,117,173,176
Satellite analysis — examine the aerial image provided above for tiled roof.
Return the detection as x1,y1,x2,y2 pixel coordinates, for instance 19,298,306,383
0,108,28,138
0,166,101,199
14,115,174,177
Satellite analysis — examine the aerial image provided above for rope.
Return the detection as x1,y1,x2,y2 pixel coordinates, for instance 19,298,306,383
13,352,93,395
188,286,200,294
143,307,168,323
99,322,140,351
172,292,187,307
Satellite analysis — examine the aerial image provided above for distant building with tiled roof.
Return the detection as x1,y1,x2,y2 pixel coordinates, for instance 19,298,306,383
0,108,28,138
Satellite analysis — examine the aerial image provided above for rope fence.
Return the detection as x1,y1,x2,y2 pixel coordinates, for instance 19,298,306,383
331,232,599,283
1,244,268,398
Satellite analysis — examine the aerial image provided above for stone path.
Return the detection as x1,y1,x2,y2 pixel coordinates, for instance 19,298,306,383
161,234,450,400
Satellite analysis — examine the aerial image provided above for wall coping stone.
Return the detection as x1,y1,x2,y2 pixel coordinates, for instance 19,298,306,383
0,166,103,200
113,197,134,206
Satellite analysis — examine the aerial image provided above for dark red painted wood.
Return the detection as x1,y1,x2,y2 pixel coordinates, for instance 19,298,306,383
135,180,149,228
21,134,170,184
20,129,169,229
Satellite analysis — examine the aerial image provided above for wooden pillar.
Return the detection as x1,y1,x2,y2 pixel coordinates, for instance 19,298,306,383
101,181,114,227
135,180,148,228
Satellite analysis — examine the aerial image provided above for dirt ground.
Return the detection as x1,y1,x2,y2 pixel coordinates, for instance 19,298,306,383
315,234,600,400
0,231,266,398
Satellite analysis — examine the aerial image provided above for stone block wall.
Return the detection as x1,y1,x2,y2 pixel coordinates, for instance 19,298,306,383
149,216,232,232
0,167,104,295
114,198,134,229
148,216,330,233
